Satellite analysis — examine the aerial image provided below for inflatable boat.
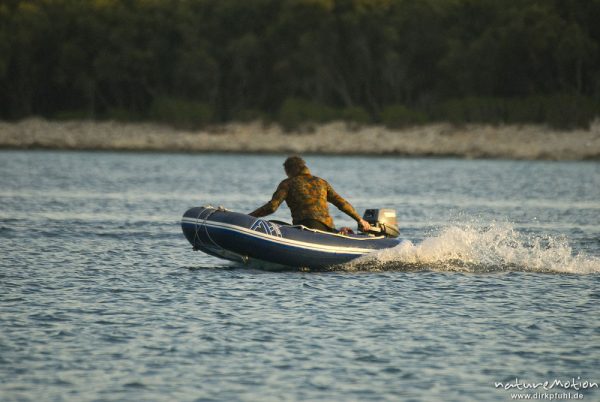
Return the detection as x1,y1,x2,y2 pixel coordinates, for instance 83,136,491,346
181,206,402,269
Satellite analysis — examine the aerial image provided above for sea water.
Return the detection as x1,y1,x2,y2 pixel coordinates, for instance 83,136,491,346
1,151,599,401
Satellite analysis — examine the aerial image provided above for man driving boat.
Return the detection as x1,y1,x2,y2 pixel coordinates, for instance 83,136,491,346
250,156,371,233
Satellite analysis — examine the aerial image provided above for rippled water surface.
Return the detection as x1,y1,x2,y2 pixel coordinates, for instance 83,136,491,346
1,151,599,401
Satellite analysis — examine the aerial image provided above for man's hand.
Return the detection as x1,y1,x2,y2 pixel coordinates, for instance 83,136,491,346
358,219,371,232
339,227,354,235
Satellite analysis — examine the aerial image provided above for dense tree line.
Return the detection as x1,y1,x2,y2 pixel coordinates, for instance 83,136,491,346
1,0,599,129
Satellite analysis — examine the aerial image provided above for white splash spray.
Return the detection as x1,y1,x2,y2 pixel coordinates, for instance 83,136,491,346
344,222,600,274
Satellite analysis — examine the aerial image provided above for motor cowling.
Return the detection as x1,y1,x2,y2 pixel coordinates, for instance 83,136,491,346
362,209,400,238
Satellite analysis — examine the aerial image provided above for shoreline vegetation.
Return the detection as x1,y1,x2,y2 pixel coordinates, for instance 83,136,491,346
1,118,599,160
2,0,599,161
2,1,600,134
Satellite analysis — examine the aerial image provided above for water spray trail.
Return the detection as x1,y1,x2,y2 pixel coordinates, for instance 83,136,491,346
343,221,600,274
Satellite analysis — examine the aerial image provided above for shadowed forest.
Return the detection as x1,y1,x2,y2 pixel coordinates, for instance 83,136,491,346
1,0,599,129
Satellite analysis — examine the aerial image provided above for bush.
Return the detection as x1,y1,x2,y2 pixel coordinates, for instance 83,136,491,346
540,94,598,129
380,104,428,128
339,106,371,126
230,108,267,123
53,109,94,120
436,95,599,129
104,108,141,122
435,97,505,125
148,97,214,129
278,98,338,131
505,97,545,124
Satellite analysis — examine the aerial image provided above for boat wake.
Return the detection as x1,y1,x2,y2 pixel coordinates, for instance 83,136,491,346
339,222,600,274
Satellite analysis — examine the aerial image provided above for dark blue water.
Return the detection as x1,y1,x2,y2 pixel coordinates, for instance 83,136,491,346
1,151,599,401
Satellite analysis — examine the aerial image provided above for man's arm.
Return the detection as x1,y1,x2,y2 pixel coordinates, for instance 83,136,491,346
326,182,371,231
249,180,288,217
326,184,362,221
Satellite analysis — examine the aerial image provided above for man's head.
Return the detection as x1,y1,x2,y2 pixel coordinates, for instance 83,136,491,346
283,155,307,177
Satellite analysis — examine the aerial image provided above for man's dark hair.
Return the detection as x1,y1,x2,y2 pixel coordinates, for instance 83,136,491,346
283,156,307,176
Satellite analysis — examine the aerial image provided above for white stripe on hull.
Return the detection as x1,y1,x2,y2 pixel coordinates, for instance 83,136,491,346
182,217,382,255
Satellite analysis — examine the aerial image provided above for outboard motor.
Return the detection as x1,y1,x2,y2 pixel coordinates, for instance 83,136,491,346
362,209,400,238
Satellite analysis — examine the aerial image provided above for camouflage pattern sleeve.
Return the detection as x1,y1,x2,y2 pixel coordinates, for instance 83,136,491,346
249,180,289,217
326,182,362,222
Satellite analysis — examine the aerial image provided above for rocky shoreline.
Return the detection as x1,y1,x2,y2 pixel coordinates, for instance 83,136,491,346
1,118,599,160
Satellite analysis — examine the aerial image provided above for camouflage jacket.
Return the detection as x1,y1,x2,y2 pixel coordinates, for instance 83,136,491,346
249,168,361,228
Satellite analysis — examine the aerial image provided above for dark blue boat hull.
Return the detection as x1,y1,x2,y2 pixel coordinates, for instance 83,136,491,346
181,206,401,269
